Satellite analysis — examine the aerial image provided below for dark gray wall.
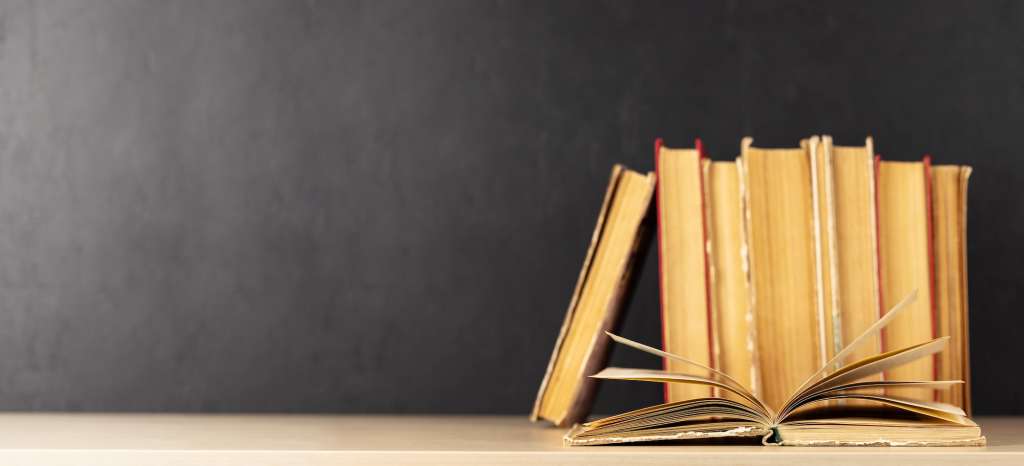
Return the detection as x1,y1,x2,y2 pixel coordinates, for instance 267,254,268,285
0,0,1020,414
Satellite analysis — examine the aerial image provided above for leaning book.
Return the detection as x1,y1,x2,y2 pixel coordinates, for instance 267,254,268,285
532,165,655,427
564,291,985,447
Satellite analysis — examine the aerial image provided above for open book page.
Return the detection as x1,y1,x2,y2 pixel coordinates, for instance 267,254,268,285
779,337,951,418
582,398,765,434
784,380,961,417
774,405,982,446
566,397,770,446
592,367,769,420
566,421,770,446
789,394,970,424
604,333,771,417
790,290,917,396
583,398,760,428
776,290,968,424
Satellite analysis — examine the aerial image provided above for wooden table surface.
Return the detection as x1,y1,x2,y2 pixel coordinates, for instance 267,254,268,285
0,414,1019,465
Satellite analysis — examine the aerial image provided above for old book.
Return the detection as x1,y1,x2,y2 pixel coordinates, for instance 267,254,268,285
805,136,840,365
531,165,656,427
877,158,936,401
705,160,756,395
931,164,972,413
563,292,985,447
740,138,824,410
655,140,714,402
825,136,882,371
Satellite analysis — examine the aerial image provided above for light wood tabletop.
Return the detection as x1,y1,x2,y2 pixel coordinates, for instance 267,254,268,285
0,414,1019,465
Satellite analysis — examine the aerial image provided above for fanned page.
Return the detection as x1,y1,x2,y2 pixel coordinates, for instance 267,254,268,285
779,292,964,425
741,138,823,411
780,336,956,420
656,142,714,402
602,332,770,418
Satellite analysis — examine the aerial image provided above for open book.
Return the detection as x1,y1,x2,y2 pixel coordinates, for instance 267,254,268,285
565,291,985,447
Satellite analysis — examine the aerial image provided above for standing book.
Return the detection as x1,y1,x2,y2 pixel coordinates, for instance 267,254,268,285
931,164,972,412
740,138,826,410
655,140,715,403
705,158,757,396
877,158,937,401
825,137,883,375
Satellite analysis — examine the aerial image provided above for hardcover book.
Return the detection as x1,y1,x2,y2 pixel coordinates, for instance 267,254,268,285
655,140,715,403
564,291,984,446
531,165,656,427
741,137,826,410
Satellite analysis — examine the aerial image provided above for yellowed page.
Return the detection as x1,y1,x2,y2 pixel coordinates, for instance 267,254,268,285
604,332,768,417
793,394,969,425
830,137,882,370
800,337,949,404
808,136,840,363
782,337,949,419
792,290,916,397
742,138,822,411
706,161,756,394
592,368,767,418
932,165,971,410
959,167,972,415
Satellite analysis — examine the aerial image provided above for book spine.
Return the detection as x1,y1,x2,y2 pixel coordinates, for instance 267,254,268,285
654,138,670,404
808,137,829,368
959,167,973,416
697,141,718,394
923,155,939,400
736,141,762,398
692,139,716,378
566,179,655,425
737,156,759,396
822,140,842,360
865,139,881,358
873,155,886,361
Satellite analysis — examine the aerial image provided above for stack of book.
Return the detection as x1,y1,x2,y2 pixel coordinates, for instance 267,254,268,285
531,136,982,446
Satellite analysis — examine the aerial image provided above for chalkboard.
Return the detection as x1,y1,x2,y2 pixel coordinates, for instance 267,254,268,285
0,1,1019,414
